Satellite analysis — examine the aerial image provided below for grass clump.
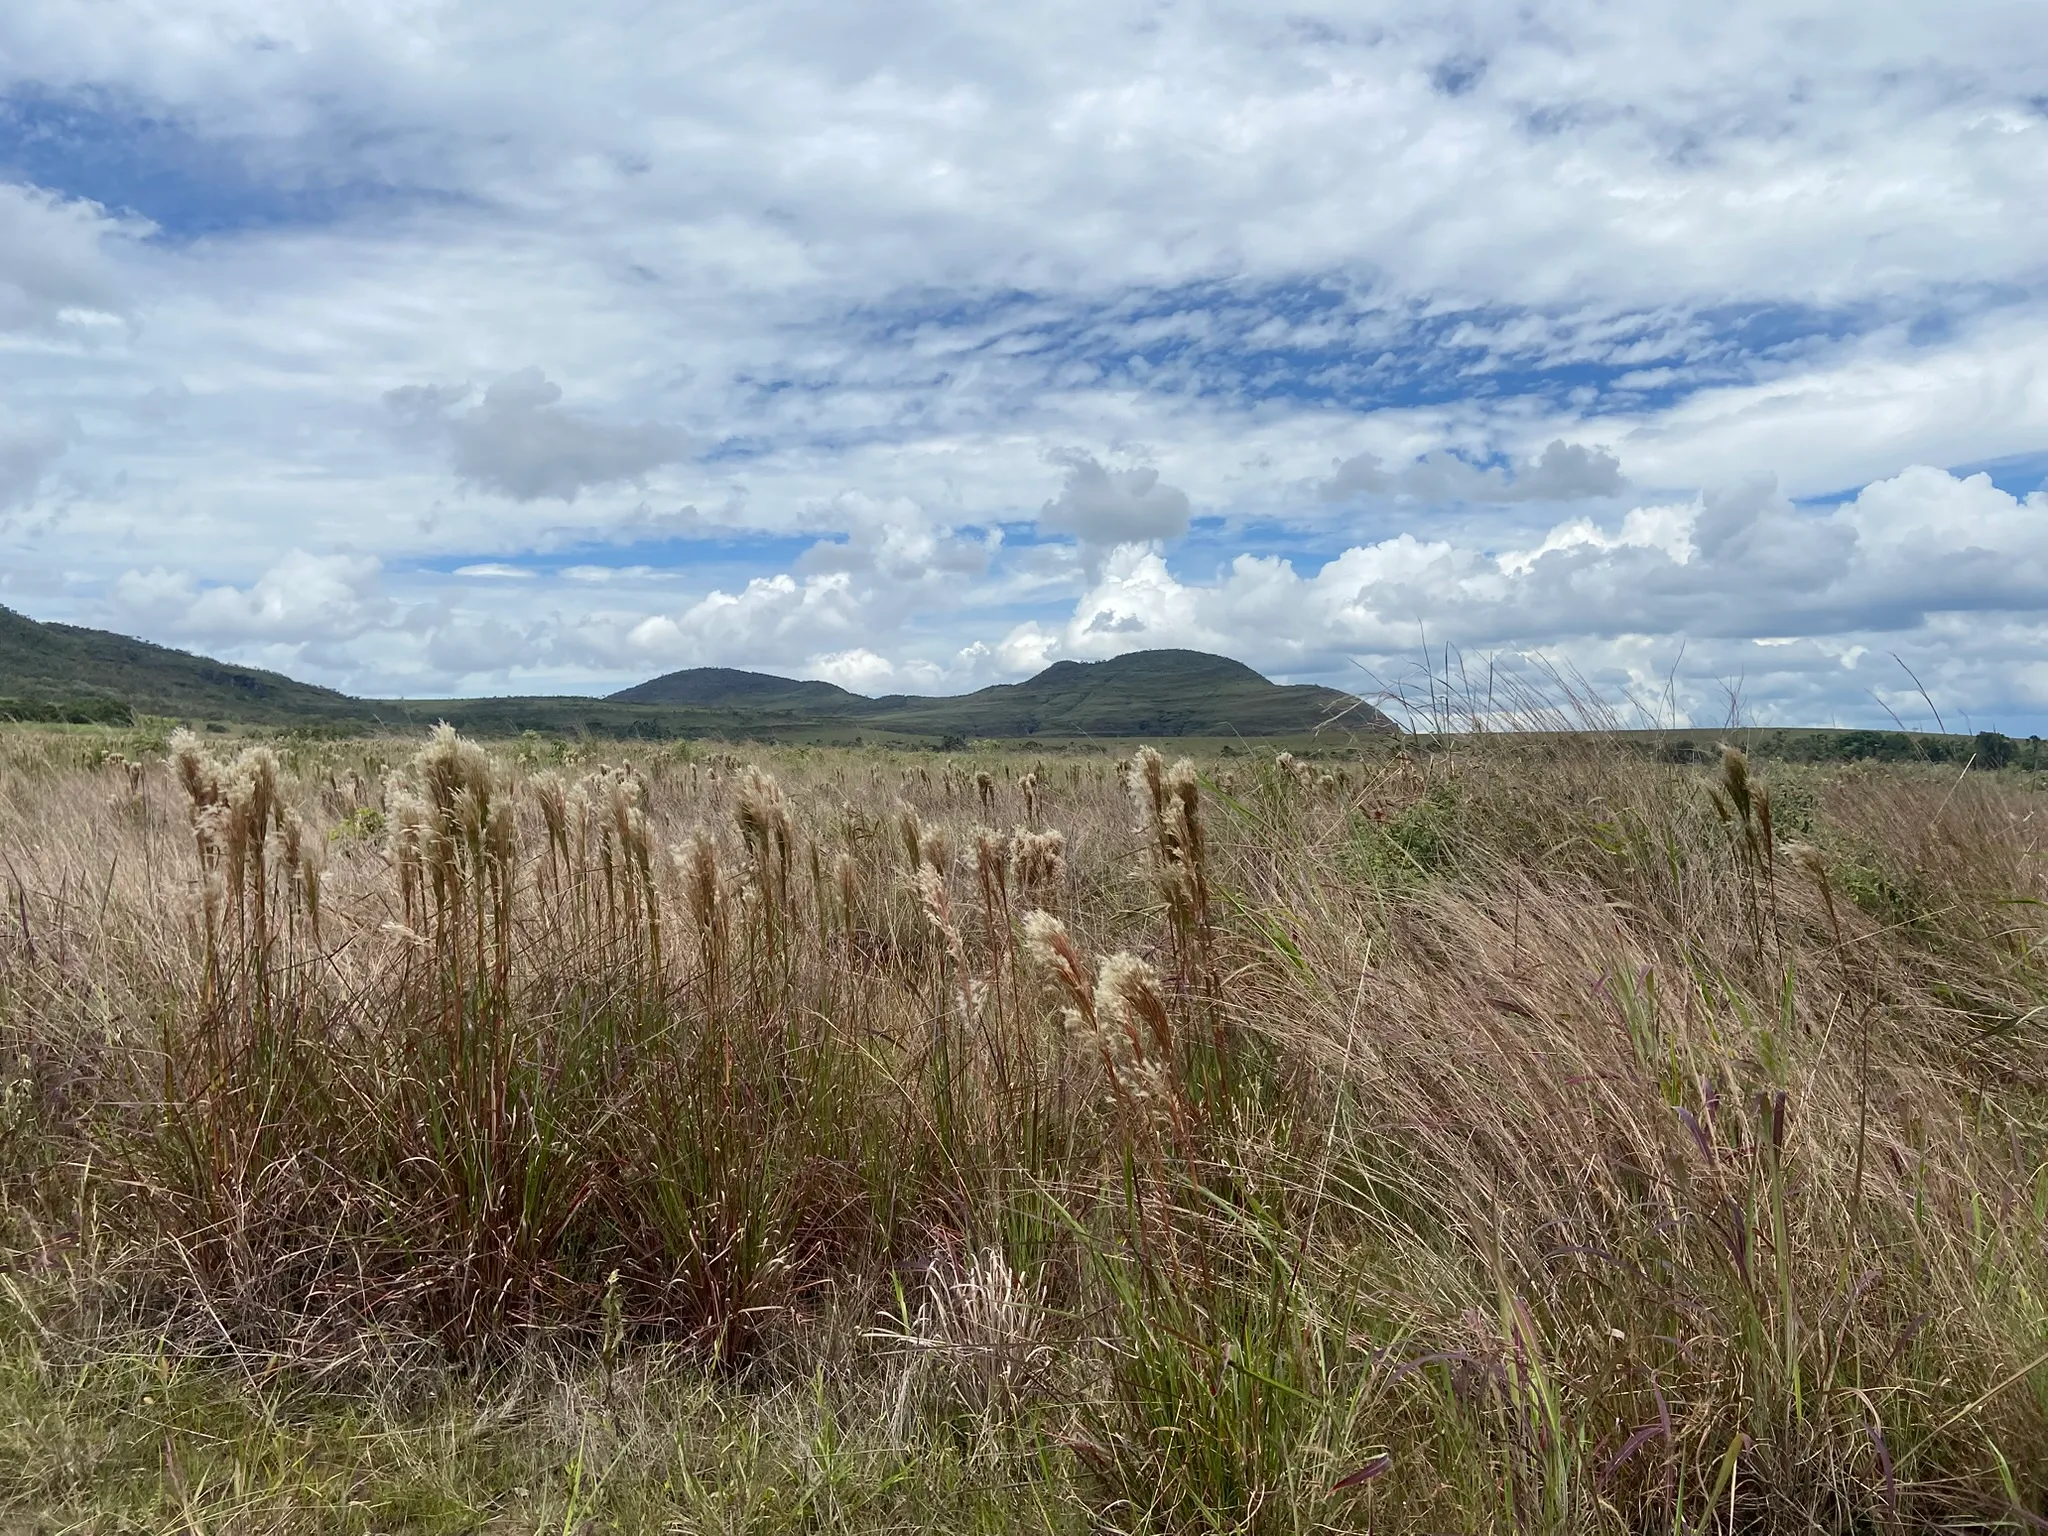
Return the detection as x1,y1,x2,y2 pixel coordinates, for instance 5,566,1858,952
0,721,2046,1531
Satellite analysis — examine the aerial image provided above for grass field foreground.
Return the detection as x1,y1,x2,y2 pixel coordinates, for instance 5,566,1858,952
1,723,2046,1532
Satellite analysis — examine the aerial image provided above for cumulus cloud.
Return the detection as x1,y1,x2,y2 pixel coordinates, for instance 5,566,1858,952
385,369,689,501
1513,442,1630,501
810,647,911,691
1320,440,1626,504
345,512,1005,693
583,521,995,674
1037,450,1192,549
622,572,864,667
112,552,391,644
439,517,1002,689
1003,466,2048,713
796,514,994,596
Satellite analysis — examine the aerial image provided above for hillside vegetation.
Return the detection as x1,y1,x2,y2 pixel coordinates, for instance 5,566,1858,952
11,603,2043,766
608,665,872,712
0,603,361,725
0,605,1378,740
1,720,2046,1532
614,649,1367,738
859,651,1371,738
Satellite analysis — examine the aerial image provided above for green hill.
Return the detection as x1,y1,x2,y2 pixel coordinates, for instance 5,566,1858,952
7,603,2036,764
608,667,869,713
0,604,363,724
594,650,1380,738
861,650,1376,737
0,605,1387,740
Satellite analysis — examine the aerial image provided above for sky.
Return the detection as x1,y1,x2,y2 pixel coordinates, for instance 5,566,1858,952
1,1,2044,732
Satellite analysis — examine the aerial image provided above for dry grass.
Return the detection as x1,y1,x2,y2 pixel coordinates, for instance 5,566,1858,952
1,721,2046,1532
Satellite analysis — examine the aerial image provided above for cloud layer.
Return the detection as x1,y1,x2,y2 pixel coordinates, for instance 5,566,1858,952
1319,441,1627,504
0,1,2041,728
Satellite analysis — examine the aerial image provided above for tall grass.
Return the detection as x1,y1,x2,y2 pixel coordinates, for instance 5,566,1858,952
1,721,2045,1531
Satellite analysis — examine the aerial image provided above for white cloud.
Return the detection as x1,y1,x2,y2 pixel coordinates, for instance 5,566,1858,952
0,1,2043,724
1495,502,1695,576
623,572,864,667
810,647,904,691
1607,310,2048,500
387,369,690,502
795,512,995,600
0,183,130,331
113,551,390,645
591,520,998,676
999,466,2048,722
1038,450,1191,548
49,0,2037,307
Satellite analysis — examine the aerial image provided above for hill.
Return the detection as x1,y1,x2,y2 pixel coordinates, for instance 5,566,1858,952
4,605,2035,765
862,649,1376,737
0,604,1386,740
608,667,869,713
595,650,1379,738
0,603,363,725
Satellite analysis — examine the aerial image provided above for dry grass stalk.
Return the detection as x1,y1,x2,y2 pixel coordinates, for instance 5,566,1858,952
0,721,2043,1531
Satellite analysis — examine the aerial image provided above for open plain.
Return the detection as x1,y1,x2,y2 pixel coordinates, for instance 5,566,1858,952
0,720,2045,1532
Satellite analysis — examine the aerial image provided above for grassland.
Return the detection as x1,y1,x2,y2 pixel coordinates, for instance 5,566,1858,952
1,718,2046,1532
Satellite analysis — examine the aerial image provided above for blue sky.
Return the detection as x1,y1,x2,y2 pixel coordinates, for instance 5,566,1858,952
0,0,2044,729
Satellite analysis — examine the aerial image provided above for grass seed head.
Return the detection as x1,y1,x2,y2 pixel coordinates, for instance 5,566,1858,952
673,830,725,948
168,729,223,809
1012,828,1067,895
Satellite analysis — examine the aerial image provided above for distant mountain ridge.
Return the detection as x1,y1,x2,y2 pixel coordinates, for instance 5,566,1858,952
0,602,1389,738
614,649,1382,737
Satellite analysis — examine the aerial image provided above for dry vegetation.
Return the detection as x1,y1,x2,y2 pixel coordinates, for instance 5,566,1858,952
1,719,2046,1532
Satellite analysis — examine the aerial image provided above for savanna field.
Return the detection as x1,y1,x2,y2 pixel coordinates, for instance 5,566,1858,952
1,722,2046,1533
